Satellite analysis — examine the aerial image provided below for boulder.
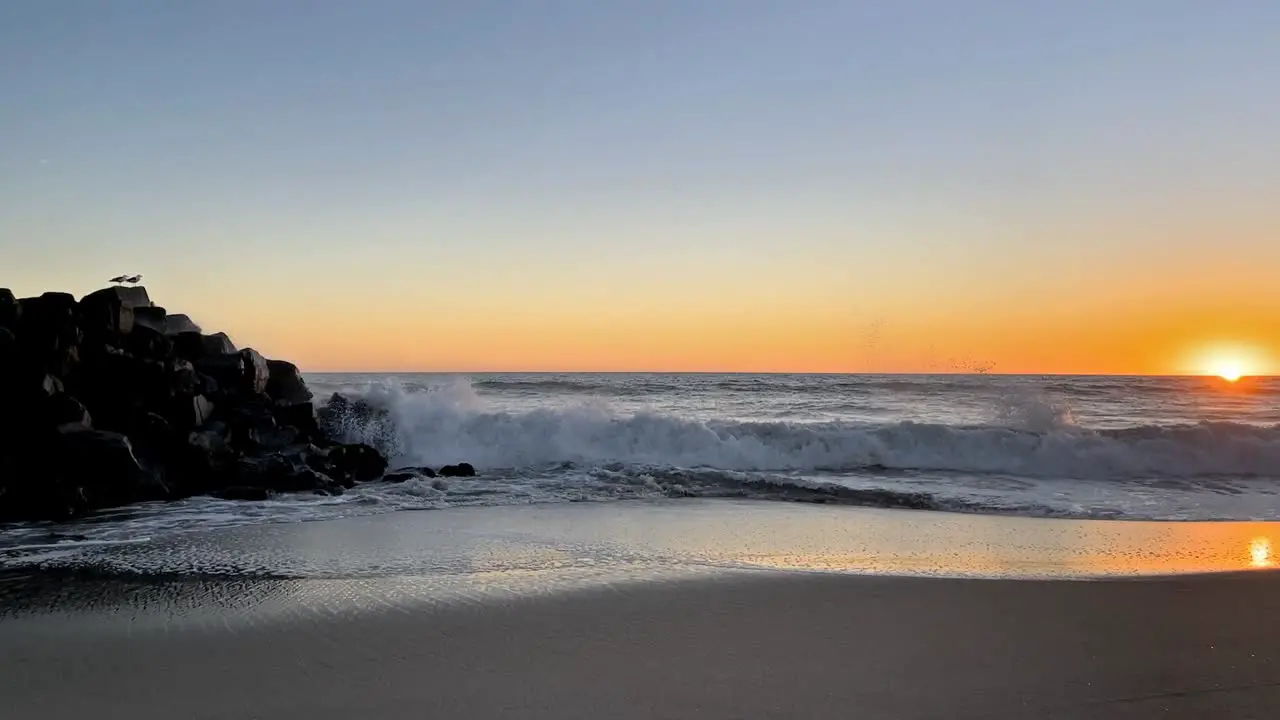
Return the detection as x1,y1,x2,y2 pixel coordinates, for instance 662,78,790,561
266,359,312,404
327,442,389,485
164,314,202,335
272,402,322,442
250,424,299,451
50,428,159,510
0,286,397,520
174,428,235,491
39,373,64,396
126,322,173,361
16,293,80,371
133,305,167,333
438,462,476,478
240,348,269,395
173,332,237,361
169,394,215,430
43,393,92,430
19,292,78,326
190,348,267,398
382,472,418,483
193,353,245,394
168,358,201,396
233,455,336,493
0,288,18,330
0,326,15,367
78,288,135,336
81,285,152,309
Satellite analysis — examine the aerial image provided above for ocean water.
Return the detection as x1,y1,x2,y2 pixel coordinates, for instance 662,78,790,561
3,373,1280,565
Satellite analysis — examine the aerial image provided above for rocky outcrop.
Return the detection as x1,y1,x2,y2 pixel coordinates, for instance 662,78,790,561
0,285,397,522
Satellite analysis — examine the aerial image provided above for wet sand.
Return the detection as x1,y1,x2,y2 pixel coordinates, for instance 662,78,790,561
4,502,1280,718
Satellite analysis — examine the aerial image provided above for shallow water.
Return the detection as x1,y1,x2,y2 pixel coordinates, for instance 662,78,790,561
5,501,1279,632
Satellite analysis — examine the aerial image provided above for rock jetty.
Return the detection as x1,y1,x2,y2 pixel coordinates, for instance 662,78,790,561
0,286,406,522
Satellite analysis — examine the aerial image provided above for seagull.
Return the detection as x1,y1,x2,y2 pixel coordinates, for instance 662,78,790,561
109,275,129,284
124,275,142,285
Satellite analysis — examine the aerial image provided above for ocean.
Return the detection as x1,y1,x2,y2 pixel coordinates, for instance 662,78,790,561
3,373,1280,567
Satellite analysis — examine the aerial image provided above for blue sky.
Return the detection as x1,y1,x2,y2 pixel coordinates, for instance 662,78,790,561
2,1,1277,371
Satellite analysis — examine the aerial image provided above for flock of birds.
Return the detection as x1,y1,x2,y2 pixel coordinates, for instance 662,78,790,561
108,274,143,285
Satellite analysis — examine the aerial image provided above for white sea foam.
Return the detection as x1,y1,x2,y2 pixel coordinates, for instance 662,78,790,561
330,379,1280,481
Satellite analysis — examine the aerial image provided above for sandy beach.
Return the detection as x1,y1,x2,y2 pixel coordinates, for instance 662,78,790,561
3,502,1280,718
4,571,1280,719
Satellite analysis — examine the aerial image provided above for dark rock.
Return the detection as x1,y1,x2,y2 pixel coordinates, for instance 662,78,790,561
133,305,167,333
272,402,321,442
168,358,201,396
173,331,237,362
0,285,384,521
240,348,269,395
39,374,64,396
251,424,299,451
0,288,18,331
126,322,173,361
20,292,78,323
169,394,215,430
382,472,417,483
266,359,312,404
84,285,152,309
193,353,245,395
43,393,91,430
233,455,336,493
297,444,333,474
165,314,202,335
191,348,267,397
51,428,160,509
0,326,15,369
48,344,80,378
327,442,388,485
15,294,80,376
211,486,273,501
78,288,135,336
438,462,476,478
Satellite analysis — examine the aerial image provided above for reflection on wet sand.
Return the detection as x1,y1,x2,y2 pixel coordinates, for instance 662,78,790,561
3,500,1278,632
1251,536,1272,568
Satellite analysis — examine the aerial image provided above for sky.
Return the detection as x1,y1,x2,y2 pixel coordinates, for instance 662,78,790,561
2,0,1277,374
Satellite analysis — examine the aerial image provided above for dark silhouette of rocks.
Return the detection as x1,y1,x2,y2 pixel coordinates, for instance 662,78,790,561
438,463,477,478
0,285,403,522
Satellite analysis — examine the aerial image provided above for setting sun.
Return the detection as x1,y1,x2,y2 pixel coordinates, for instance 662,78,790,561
1215,363,1244,383
1188,344,1268,383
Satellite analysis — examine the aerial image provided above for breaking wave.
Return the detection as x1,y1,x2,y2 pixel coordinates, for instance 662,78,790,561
330,380,1280,482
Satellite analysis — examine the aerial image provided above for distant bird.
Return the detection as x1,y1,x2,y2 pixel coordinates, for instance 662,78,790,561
124,275,142,285
109,275,129,284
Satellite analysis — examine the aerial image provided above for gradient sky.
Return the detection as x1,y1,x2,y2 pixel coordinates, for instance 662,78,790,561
2,1,1277,373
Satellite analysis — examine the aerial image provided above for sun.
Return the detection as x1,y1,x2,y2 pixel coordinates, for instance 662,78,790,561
1192,344,1264,383
1214,361,1244,382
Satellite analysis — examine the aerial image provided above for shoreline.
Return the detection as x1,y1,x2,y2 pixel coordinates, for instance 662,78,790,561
4,500,1280,631
6,502,1280,717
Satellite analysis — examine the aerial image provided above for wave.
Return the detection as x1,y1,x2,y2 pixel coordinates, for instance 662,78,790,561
326,380,1280,482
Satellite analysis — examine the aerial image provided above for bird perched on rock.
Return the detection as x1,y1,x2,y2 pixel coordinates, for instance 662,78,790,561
109,274,129,284
124,275,142,285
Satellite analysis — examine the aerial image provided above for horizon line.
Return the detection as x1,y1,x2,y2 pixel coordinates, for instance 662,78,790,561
297,370,1276,378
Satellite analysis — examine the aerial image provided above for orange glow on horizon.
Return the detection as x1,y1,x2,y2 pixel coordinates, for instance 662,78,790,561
148,266,1280,375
